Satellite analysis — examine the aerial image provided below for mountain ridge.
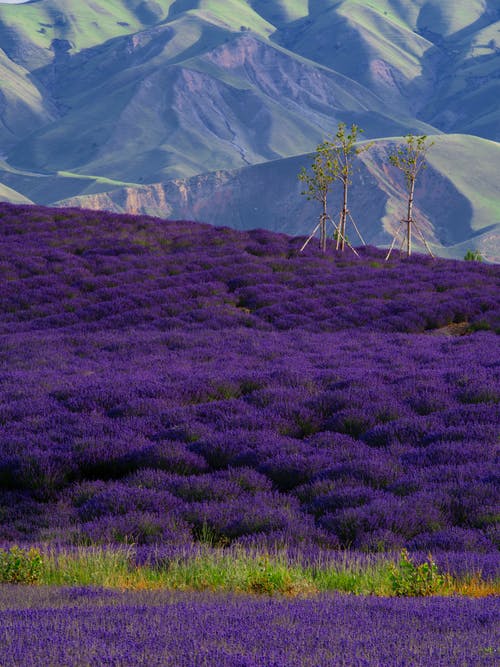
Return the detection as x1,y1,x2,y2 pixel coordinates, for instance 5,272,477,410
0,0,498,258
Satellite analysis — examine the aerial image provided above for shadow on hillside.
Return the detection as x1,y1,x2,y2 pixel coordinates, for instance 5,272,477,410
412,163,475,246
415,1,500,138
269,8,375,106
357,143,475,248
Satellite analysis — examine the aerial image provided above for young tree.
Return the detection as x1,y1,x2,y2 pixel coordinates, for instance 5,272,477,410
298,139,339,252
333,122,372,251
299,123,370,253
388,134,434,258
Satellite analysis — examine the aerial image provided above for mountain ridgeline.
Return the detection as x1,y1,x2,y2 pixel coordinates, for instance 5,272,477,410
0,0,499,258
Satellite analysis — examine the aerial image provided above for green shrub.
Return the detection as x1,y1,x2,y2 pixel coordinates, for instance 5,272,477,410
0,546,43,584
464,249,483,261
389,549,448,596
245,555,313,596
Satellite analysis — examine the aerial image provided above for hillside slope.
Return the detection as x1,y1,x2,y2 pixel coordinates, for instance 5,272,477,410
0,0,498,256
60,134,500,261
0,202,498,552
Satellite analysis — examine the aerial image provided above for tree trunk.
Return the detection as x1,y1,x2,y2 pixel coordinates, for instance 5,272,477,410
341,178,348,251
407,175,415,256
320,197,327,253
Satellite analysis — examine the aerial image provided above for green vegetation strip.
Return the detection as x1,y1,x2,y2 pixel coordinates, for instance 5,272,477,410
0,546,497,597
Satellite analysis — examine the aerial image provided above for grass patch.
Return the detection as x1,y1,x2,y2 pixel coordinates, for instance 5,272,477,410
2,546,497,598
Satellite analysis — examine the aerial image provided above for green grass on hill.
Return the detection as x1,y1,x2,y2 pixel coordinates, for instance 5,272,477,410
0,0,172,58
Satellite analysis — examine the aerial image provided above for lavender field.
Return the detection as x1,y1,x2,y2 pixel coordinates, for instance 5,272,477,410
0,202,499,664
1,202,498,555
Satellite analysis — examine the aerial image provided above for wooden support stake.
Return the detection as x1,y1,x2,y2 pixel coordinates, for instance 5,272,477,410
386,217,434,261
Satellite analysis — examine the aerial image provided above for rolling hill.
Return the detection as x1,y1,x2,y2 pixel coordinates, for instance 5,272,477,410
0,202,498,552
0,0,498,257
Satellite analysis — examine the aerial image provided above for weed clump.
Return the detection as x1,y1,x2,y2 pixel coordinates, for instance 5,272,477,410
0,546,43,584
389,549,449,596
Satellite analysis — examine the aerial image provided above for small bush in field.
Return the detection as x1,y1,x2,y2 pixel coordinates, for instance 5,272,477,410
464,249,483,262
246,554,311,596
0,546,43,584
389,549,448,597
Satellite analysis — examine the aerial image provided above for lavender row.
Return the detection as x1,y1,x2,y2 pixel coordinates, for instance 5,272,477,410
0,588,497,666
